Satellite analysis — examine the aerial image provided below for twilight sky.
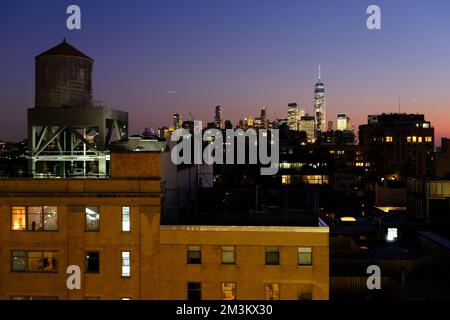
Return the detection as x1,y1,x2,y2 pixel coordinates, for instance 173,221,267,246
1,0,450,142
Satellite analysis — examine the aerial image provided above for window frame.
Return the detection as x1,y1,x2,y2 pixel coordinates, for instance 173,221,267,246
121,251,131,278
264,283,280,300
187,245,202,264
265,247,280,266
187,282,202,301
221,246,236,265
221,282,236,300
85,206,100,232
11,250,58,273
85,251,100,273
11,206,58,232
297,247,313,266
121,206,131,233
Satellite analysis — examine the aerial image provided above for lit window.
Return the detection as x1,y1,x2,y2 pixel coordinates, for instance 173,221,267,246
221,282,236,300
11,207,26,231
187,282,201,301
425,136,432,142
264,283,280,300
122,206,130,232
187,246,201,264
11,206,57,231
85,207,100,231
418,137,423,143
279,163,291,169
121,251,131,277
43,207,58,230
302,175,329,185
385,136,393,142
11,251,57,273
86,251,100,273
407,136,412,143
281,175,292,185
221,246,235,265
412,136,417,143
27,207,42,231
298,247,312,266
265,247,279,265
387,228,398,241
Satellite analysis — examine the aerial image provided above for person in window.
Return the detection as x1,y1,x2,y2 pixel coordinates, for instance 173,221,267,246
43,257,55,272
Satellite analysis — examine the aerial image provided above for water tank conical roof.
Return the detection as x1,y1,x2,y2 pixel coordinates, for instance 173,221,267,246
35,39,93,61
35,39,93,108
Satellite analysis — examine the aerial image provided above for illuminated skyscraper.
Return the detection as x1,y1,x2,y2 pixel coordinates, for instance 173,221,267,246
288,103,299,131
314,66,326,133
337,113,353,131
327,120,334,131
260,105,267,128
247,115,254,127
298,115,316,143
215,105,223,129
173,113,182,129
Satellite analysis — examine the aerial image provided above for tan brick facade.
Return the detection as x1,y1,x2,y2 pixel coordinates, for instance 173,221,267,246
0,152,329,300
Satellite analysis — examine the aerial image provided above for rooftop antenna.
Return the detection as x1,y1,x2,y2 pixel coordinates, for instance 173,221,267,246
318,65,321,80
398,93,401,113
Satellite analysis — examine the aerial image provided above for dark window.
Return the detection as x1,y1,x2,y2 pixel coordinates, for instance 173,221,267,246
298,247,312,266
298,292,312,300
265,247,280,265
187,282,201,301
187,246,201,264
86,251,100,273
11,251,26,272
221,246,236,265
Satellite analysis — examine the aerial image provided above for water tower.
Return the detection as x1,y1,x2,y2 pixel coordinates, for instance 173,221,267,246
28,40,128,176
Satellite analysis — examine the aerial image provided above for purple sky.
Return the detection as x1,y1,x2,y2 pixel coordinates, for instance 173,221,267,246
1,0,450,143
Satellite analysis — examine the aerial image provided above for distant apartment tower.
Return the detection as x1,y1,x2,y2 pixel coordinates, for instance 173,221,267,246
247,115,254,127
299,116,316,143
434,138,450,177
359,113,434,179
173,113,182,130
260,106,267,128
288,103,299,130
314,67,326,133
215,105,223,129
327,121,333,131
158,126,169,140
337,113,353,132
